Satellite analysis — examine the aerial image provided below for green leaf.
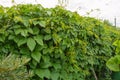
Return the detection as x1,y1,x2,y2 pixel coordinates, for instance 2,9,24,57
0,35,5,42
44,28,51,33
20,48,30,55
116,47,120,55
21,30,28,37
8,35,15,40
33,27,40,35
42,48,49,54
52,33,62,44
40,62,52,68
35,69,50,79
31,51,41,62
47,11,52,16
23,20,29,27
17,38,27,47
42,56,50,63
27,38,36,51
113,40,119,46
34,35,44,46
14,36,20,43
33,21,46,27
31,59,38,68
39,21,46,27
52,63,61,70
33,21,39,26
106,55,120,71
44,35,52,40
28,28,33,34
14,16,23,23
14,28,22,35
51,72,59,80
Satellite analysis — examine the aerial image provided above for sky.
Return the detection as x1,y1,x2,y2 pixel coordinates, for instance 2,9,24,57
0,0,120,26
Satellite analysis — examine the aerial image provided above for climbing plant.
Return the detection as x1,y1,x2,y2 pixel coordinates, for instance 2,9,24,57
0,4,120,80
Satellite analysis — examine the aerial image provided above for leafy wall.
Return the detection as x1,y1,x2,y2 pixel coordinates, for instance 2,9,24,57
0,4,119,80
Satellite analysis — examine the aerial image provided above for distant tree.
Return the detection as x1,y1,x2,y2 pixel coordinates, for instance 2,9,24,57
58,0,69,8
103,19,113,26
86,8,100,16
11,0,16,6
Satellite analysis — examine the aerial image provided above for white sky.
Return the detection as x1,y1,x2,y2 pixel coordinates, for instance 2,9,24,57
0,0,120,26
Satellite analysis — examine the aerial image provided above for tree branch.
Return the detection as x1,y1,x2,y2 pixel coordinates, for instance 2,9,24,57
91,67,98,80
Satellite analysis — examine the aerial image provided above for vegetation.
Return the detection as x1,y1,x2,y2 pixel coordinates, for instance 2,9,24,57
0,4,120,80
0,54,32,80
106,40,120,72
106,39,120,80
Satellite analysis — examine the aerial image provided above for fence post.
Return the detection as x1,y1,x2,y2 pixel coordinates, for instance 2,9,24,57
114,17,116,27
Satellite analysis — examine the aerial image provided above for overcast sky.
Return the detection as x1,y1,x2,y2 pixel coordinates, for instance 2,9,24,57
0,0,120,26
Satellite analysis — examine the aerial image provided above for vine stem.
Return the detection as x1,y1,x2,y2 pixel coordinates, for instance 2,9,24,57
91,67,98,80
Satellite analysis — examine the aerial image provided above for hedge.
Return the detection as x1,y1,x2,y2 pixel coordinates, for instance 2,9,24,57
0,4,120,80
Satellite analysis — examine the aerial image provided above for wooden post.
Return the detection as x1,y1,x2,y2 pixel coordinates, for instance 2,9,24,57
114,17,116,27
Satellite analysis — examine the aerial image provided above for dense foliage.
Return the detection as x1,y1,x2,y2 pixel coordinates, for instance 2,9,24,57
0,4,119,80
